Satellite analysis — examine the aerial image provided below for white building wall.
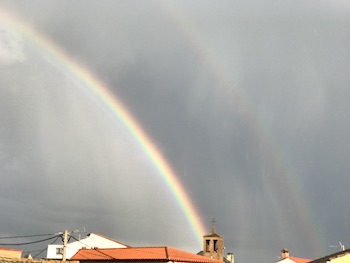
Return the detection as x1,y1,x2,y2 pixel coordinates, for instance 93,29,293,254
46,233,128,259
276,258,299,263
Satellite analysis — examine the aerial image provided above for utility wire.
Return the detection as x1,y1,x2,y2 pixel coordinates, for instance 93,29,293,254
32,235,61,258
23,236,61,255
69,236,168,260
0,233,59,239
69,236,116,260
0,235,61,246
69,236,91,248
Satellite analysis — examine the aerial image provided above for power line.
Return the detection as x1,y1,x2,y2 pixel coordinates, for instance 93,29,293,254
24,235,61,259
0,233,59,239
69,236,91,247
0,235,61,246
69,237,173,260
69,236,116,260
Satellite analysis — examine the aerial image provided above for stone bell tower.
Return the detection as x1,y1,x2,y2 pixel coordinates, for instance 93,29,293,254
203,218,224,261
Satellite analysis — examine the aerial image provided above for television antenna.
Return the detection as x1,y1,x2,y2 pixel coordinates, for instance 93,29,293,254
329,241,345,251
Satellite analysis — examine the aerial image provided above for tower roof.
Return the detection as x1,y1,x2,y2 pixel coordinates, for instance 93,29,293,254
203,232,222,238
203,218,222,238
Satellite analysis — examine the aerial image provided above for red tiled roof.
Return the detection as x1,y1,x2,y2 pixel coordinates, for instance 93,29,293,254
72,247,223,263
289,257,311,263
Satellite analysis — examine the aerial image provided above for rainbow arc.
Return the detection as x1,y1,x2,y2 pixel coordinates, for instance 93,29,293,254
0,8,206,246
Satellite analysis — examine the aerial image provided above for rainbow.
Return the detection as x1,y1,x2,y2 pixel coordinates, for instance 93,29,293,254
159,1,326,254
1,3,328,255
0,8,206,246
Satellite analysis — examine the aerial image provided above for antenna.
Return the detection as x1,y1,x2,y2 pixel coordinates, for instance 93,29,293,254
78,227,87,240
329,241,345,251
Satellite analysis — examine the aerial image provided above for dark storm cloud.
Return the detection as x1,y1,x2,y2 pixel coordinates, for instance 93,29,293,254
1,1,350,262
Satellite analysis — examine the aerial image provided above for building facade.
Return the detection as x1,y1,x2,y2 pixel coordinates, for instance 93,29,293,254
308,248,350,263
202,221,224,261
276,249,311,263
46,233,128,259
0,248,22,259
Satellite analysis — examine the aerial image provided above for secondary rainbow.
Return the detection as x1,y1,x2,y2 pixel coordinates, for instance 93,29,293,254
159,1,326,252
0,8,206,245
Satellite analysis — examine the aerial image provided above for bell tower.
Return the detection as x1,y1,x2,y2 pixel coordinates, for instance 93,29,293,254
203,218,224,261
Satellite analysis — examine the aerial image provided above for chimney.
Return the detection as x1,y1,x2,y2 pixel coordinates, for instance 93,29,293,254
281,249,289,259
226,253,234,263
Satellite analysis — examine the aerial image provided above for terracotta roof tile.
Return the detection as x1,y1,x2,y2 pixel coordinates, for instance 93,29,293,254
72,247,223,263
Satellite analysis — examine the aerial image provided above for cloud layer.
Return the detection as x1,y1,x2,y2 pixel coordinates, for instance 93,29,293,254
1,1,350,262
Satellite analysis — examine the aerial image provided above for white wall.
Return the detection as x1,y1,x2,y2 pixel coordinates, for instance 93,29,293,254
46,233,128,259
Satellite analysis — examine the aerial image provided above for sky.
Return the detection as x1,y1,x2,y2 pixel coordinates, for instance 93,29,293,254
1,1,350,262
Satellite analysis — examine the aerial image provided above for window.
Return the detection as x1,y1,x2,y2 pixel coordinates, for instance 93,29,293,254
205,240,210,252
56,248,63,255
214,240,218,252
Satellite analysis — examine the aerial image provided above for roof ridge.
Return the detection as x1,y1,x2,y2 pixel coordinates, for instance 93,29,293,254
92,233,131,248
72,246,225,263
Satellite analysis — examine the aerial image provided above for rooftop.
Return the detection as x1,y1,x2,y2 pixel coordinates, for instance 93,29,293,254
308,248,350,263
289,257,311,263
72,247,223,263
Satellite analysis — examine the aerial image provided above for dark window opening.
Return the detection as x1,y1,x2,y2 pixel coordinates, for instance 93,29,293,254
206,240,210,252
214,240,218,252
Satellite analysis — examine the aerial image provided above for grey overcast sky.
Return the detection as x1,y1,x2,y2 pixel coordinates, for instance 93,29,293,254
1,1,350,262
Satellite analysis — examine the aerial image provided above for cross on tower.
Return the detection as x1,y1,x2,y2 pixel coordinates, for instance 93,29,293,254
210,217,217,234
203,217,224,261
